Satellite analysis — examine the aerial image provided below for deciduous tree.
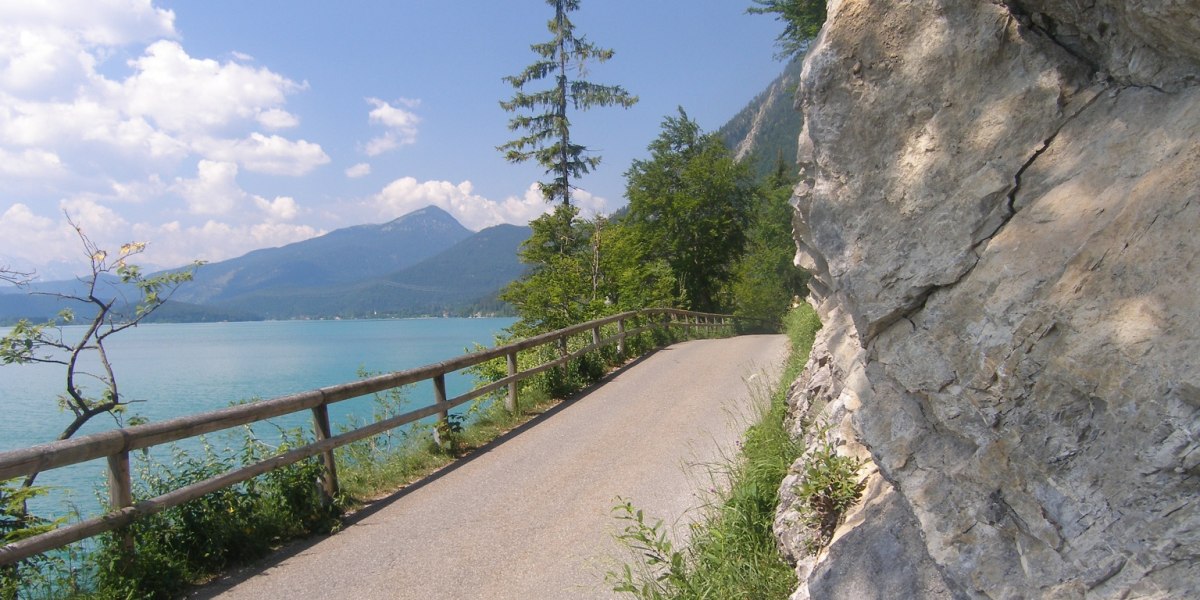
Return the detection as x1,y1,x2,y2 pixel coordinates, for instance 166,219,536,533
731,158,810,322
624,108,757,312
0,217,199,487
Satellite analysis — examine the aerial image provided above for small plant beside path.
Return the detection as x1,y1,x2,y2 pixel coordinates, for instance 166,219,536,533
609,304,823,599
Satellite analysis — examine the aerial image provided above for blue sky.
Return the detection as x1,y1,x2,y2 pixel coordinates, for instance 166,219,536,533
0,1,787,279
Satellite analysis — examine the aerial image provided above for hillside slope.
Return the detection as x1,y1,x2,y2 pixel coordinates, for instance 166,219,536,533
173,206,472,306
778,1,1200,598
717,57,804,179
0,208,527,322
211,223,530,319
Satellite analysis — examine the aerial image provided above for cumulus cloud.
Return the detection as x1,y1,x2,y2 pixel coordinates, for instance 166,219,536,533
0,203,74,272
363,97,420,156
195,133,329,176
370,177,612,230
173,160,244,216
120,40,304,134
256,108,298,130
345,162,371,178
0,4,324,189
172,159,308,221
132,218,322,268
0,147,64,177
255,196,298,221
0,0,176,95
60,197,130,239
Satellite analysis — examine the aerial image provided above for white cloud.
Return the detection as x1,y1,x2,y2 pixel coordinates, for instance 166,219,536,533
0,16,324,185
362,97,419,156
364,134,398,157
173,160,304,224
60,197,130,240
0,203,73,271
256,107,298,130
195,133,329,176
172,159,243,216
0,147,64,177
255,196,298,221
371,177,563,230
0,1,176,46
345,162,371,178
133,218,322,268
368,97,419,130
120,40,303,134
0,0,176,95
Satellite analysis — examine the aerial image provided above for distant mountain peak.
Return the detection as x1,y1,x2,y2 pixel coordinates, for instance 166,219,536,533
380,205,468,233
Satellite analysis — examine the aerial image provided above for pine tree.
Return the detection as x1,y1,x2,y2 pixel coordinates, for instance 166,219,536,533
499,0,637,207
747,0,828,58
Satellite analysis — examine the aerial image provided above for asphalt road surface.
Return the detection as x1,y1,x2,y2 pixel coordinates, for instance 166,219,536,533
192,334,789,600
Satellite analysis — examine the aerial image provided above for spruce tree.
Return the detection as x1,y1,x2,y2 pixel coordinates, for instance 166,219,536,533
499,0,637,207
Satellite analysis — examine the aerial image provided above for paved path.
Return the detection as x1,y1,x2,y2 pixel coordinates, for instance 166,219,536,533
192,335,788,600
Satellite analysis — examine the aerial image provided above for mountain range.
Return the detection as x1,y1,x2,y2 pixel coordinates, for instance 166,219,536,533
0,206,530,323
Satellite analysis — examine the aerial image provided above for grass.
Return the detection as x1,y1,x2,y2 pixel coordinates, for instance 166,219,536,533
609,304,822,599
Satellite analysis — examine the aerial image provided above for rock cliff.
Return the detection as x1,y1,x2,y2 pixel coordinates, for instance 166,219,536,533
776,1,1200,598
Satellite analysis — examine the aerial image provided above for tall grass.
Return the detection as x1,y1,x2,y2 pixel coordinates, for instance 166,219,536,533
610,304,821,599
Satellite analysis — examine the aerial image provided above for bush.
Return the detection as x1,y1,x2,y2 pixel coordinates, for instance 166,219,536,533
94,430,341,598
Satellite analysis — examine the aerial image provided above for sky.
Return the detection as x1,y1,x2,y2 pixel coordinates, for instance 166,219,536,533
0,1,788,280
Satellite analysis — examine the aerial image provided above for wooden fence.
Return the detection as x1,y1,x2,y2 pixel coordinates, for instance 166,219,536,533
0,308,765,566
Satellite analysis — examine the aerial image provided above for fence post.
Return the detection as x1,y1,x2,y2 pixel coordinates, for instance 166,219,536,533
311,404,340,500
617,318,626,357
107,451,134,556
506,351,518,414
433,374,450,449
434,374,448,423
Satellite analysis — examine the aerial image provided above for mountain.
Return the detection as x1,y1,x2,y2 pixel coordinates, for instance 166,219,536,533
209,223,531,319
717,56,805,179
0,207,528,323
171,205,472,305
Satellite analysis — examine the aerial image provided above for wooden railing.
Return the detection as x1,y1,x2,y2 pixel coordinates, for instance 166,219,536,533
0,308,766,566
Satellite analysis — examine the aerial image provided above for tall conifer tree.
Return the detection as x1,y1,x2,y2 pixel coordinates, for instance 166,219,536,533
499,0,637,207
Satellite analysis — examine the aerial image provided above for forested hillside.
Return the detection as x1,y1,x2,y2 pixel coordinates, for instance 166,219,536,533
717,57,805,179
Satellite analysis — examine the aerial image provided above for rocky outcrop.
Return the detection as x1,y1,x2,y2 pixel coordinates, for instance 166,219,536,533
777,0,1200,598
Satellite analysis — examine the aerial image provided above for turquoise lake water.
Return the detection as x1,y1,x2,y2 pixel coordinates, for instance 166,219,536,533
0,317,514,518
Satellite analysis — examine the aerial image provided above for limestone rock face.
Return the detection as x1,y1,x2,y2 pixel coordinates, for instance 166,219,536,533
779,0,1200,598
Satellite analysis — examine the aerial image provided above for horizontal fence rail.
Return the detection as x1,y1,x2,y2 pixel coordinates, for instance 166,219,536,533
0,309,768,566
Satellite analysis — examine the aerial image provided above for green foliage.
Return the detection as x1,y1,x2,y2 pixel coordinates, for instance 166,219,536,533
731,161,810,324
1,480,67,600
747,0,828,59
433,414,466,454
624,108,757,312
609,500,689,598
94,430,340,598
609,305,821,599
501,205,607,335
498,0,637,206
0,220,200,463
793,433,864,555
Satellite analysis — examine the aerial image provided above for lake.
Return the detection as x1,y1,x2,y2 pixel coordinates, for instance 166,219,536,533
0,317,514,518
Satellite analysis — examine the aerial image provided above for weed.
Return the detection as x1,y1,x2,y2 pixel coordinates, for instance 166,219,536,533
793,432,864,555
609,304,822,599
